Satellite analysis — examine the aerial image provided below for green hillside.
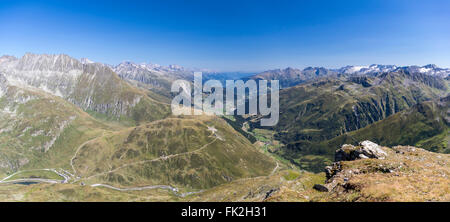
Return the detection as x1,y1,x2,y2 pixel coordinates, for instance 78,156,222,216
278,98,449,172
244,71,449,172
70,63,171,125
72,116,276,189
0,81,113,178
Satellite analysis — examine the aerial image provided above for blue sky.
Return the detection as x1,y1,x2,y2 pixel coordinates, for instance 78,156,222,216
0,0,449,72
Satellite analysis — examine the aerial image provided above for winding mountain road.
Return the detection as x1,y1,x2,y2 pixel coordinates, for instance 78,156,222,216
90,183,203,197
84,136,218,180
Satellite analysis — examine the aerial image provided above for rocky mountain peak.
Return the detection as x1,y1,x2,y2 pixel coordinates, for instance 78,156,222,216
0,53,168,120
424,64,438,69
15,53,83,72
80,58,95,64
0,55,18,64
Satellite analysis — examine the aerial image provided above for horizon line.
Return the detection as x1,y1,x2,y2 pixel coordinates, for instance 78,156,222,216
2,52,449,73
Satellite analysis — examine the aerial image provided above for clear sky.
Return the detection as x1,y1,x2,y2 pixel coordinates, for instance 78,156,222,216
1,0,449,72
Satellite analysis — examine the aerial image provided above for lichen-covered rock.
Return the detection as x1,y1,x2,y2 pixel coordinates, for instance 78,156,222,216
325,162,341,181
315,142,450,201
335,144,358,161
335,141,387,162
359,140,387,159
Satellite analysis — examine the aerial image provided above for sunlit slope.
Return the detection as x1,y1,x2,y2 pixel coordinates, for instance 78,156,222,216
0,75,113,177
267,70,449,172
0,54,171,126
72,116,277,189
275,71,448,146
70,63,171,125
321,97,449,155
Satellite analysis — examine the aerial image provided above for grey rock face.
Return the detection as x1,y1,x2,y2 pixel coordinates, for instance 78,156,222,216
316,141,388,193
337,64,450,78
325,162,342,181
252,64,449,89
114,61,169,88
113,61,192,90
313,184,329,192
400,64,450,79
252,67,337,88
335,141,387,162
0,53,144,117
0,53,83,98
0,73,8,97
359,140,387,159
15,53,83,72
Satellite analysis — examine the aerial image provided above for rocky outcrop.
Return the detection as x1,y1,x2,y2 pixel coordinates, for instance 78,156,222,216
314,142,450,201
316,141,388,192
335,140,387,162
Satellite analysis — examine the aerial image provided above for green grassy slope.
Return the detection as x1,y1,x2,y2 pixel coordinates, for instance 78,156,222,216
70,64,171,125
71,116,276,189
279,98,449,172
323,97,449,153
0,83,115,178
249,71,449,172
275,72,448,145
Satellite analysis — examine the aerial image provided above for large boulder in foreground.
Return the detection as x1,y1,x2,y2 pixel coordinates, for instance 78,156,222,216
319,141,388,189
335,140,387,162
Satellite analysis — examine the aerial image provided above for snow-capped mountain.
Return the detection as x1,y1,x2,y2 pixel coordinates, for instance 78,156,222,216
398,64,450,79
249,64,449,88
336,64,450,78
114,61,164,78
111,61,197,93
1,53,448,99
80,58,95,64
336,64,398,75
113,61,191,77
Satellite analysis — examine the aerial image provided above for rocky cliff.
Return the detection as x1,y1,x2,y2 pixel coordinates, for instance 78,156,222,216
0,54,170,123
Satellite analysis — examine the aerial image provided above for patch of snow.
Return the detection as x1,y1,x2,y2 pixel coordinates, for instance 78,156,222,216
81,58,94,64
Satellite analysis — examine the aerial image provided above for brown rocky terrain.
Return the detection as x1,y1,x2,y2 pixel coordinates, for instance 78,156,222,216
307,141,450,201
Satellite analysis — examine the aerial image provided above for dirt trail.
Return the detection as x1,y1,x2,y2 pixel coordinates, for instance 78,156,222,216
85,136,218,180
70,131,106,176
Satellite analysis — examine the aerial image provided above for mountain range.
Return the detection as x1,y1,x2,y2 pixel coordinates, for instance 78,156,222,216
0,53,276,197
250,64,450,88
0,53,448,201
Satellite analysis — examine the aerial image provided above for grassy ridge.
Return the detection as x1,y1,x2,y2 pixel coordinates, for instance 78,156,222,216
278,98,449,172
265,72,449,172
324,99,449,153
72,116,276,189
